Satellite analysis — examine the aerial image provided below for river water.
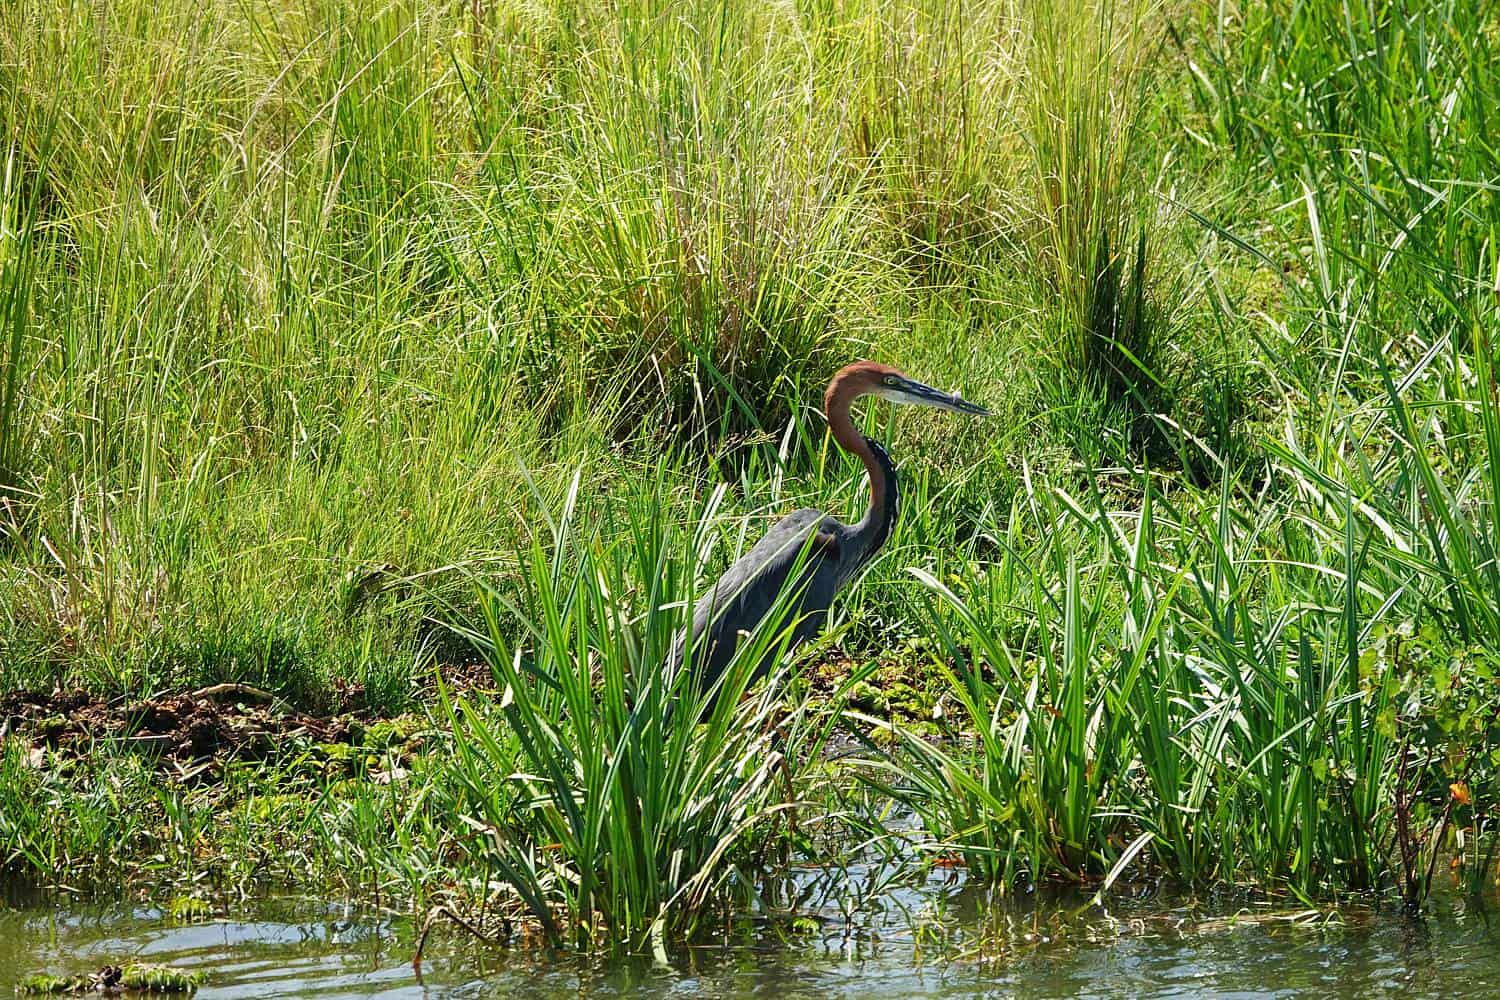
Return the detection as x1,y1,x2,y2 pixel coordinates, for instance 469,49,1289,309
3,875,1498,998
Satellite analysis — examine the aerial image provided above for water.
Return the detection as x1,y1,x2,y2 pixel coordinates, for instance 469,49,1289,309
3,879,1498,999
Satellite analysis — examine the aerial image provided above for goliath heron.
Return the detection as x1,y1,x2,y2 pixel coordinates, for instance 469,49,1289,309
671,360,988,704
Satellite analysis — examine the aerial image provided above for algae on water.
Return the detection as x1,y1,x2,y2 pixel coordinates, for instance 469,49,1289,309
15,963,203,995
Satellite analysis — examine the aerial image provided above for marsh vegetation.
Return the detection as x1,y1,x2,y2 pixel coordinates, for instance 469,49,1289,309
1,0,1497,954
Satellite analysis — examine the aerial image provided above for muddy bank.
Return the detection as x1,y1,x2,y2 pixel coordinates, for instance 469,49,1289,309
1,685,368,769
0,651,936,776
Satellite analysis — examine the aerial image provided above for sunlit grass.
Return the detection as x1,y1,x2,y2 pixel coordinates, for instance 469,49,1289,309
439,477,848,947
0,0,1496,936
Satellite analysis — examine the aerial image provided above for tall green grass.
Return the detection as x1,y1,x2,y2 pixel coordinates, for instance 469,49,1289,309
439,471,844,948
0,121,47,528
0,0,1037,699
869,460,1489,901
0,0,1496,931
850,0,1500,904
1022,0,1162,405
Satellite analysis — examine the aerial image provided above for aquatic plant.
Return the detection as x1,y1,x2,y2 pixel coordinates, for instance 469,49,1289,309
441,474,841,949
0,0,1495,929
15,964,202,995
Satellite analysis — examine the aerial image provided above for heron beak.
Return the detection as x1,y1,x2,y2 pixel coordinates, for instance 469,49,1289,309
889,377,991,416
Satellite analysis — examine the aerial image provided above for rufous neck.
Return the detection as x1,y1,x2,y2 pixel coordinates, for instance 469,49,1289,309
825,372,889,530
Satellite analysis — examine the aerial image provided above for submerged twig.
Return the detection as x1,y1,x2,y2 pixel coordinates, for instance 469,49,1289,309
412,904,511,970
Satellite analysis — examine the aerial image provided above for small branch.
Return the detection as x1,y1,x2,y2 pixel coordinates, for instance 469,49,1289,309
1420,793,1457,907
413,904,510,970
189,682,277,704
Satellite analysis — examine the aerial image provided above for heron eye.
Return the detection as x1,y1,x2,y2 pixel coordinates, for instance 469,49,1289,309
882,376,898,386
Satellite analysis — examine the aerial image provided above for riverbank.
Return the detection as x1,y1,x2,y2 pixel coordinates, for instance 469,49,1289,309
1,0,1497,953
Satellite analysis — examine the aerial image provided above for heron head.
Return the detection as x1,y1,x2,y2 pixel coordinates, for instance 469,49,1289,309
866,365,990,417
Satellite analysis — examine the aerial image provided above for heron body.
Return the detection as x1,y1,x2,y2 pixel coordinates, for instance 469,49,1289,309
671,361,986,703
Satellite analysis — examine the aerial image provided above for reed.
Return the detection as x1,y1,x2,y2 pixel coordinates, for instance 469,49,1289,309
441,473,840,948
1022,0,1160,406
0,0,1496,926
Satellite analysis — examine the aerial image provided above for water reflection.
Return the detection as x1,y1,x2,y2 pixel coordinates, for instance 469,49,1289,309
2,884,1497,998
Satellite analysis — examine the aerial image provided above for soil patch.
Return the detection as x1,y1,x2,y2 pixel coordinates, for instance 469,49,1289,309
0,684,360,768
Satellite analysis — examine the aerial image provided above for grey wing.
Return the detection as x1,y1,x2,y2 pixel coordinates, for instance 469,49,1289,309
673,508,840,692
